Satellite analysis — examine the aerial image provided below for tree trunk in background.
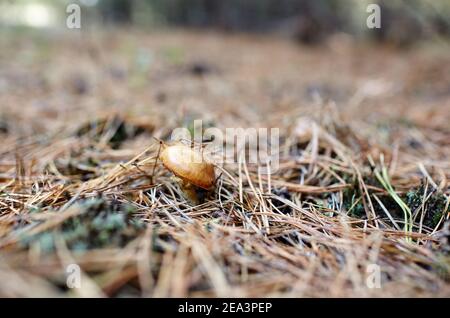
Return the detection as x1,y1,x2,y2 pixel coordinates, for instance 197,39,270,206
94,0,450,44
99,0,134,24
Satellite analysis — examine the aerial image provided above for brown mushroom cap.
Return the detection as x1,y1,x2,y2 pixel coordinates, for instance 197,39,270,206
160,144,215,190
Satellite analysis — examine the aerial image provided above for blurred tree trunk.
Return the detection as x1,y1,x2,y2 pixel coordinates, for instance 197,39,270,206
98,0,134,24
92,0,450,44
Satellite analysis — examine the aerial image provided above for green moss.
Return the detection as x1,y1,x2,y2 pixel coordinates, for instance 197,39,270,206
343,173,448,231
21,198,145,253
341,172,406,222
342,174,366,218
406,184,448,229
374,194,407,220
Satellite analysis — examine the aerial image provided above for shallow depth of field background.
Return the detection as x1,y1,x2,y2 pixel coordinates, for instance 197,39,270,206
0,0,449,297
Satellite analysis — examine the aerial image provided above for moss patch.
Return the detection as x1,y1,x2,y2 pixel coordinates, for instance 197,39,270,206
406,184,448,229
21,198,145,253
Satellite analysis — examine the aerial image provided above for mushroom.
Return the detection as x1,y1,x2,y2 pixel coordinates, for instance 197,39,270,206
158,142,216,204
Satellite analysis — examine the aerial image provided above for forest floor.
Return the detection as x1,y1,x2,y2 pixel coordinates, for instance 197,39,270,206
0,29,449,297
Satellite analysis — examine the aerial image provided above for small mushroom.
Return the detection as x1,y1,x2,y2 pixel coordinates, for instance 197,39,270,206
159,143,215,204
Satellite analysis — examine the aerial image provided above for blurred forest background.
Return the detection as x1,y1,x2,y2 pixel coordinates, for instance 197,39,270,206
1,0,449,45
1,0,450,298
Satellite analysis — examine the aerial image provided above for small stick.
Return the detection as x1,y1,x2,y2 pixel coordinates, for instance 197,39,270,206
151,137,164,184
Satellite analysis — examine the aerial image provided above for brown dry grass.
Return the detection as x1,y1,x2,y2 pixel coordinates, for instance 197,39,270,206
0,29,449,297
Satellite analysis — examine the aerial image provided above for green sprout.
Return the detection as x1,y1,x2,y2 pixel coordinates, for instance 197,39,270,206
374,163,413,242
